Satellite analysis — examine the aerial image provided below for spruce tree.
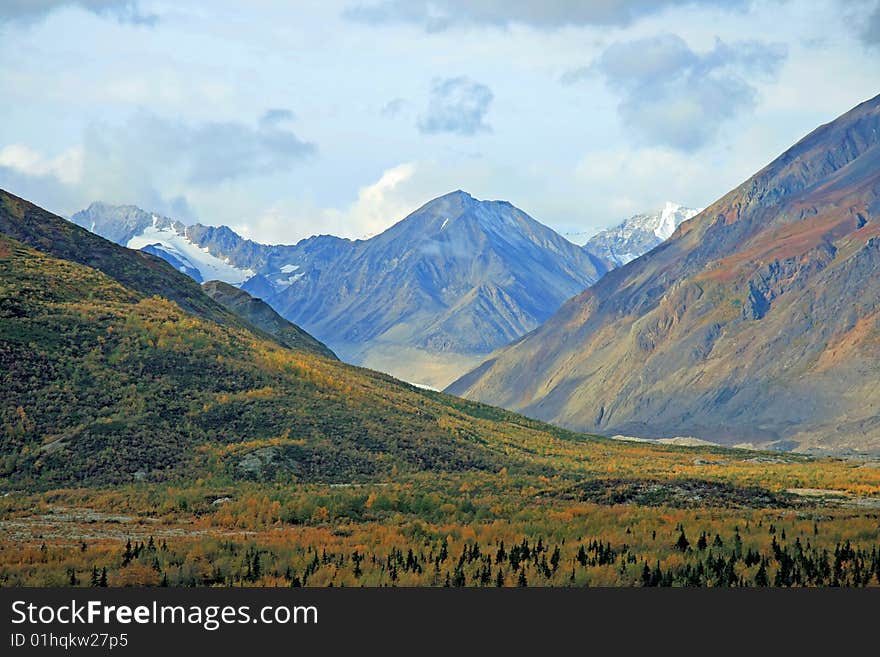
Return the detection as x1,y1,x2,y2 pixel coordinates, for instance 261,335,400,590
697,532,708,551
676,529,690,552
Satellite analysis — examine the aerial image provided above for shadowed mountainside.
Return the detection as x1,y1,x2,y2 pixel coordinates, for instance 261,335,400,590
202,280,337,360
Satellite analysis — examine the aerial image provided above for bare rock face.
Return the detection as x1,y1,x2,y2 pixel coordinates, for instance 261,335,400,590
448,94,880,453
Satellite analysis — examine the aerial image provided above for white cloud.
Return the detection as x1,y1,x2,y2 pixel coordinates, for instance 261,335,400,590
0,144,83,185
231,163,419,244
344,162,418,235
573,146,735,228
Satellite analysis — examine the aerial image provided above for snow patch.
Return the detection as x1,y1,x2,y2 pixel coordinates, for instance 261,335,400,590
562,231,597,246
127,224,255,285
654,202,700,240
273,272,305,289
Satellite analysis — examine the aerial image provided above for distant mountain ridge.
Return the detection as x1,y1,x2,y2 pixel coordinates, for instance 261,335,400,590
449,94,880,453
73,190,609,388
72,204,255,285
570,202,702,266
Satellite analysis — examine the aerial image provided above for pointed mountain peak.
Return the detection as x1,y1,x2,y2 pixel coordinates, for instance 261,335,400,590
440,189,474,201
383,189,537,242
418,189,477,211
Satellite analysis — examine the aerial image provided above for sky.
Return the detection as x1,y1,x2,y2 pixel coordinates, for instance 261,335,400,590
0,0,878,244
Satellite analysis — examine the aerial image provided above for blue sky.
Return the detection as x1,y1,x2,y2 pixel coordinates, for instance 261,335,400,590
0,0,878,243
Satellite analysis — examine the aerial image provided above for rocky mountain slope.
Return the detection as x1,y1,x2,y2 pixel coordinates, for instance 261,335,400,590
449,94,880,453
259,191,608,388
74,191,608,388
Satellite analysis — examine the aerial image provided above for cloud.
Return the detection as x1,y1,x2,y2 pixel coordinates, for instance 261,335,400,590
569,34,787,151
344,162,419,235
343,0,746,31
231,163,419,243
418,77,493,136
0,0,156,26
0,144,83,185
573,146,721,227
84,111,316,188
381,98,408,117
0,164,85,215
259,108,296,128
863,2,880,46
0,111,316,225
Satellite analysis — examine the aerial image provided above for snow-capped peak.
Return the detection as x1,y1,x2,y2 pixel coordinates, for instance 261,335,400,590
655,202,693,240
126,222,255,285
580,202,703,267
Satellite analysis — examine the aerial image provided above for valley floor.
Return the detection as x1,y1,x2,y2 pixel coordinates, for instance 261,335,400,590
3,454,880,587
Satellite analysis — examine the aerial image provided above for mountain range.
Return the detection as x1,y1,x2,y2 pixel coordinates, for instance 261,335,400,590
74,191,612,388
449,93,880,454
1,187,605,487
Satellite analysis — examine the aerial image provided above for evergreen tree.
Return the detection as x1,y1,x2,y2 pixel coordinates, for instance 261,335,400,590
697,532,708,551
252,553,261,581
675,529,690,552
641,562,652,587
